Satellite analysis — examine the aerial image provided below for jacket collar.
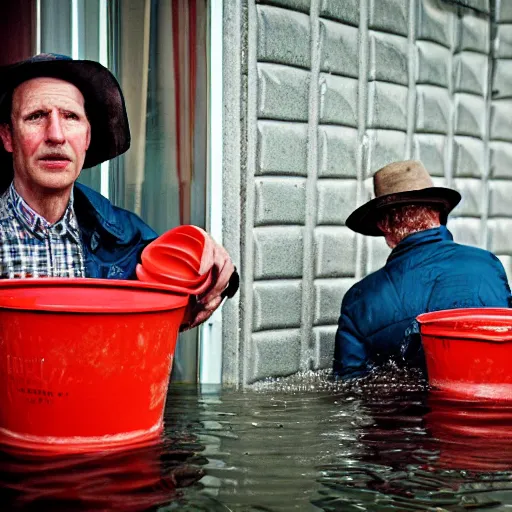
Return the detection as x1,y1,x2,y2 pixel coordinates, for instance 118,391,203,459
387,225,453,263
0,180,138,244
73,182,135,242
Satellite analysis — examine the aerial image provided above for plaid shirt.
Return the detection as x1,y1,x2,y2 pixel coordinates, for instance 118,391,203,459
0,183,85,279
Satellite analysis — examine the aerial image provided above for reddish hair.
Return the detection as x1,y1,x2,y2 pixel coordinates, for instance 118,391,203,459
377,205,441,247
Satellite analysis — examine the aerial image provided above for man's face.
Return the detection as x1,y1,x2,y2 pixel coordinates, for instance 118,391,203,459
0,77,91,194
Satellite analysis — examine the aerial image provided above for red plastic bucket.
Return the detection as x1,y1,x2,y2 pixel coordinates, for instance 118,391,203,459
417,308,512,400
0,278,188,454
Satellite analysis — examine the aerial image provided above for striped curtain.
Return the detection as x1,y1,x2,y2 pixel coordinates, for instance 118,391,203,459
119,0,207,230
172,0,197,226
117,0,208,384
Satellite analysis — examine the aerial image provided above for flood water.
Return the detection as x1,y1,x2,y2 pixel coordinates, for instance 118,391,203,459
2,367,512,511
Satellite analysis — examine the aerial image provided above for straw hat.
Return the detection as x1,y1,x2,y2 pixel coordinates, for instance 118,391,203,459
346,160,461,236
0,53,130,182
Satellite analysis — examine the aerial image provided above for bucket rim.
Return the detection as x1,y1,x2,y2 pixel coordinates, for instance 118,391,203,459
417,307,512,324
417,308,512,342
0,277,189,313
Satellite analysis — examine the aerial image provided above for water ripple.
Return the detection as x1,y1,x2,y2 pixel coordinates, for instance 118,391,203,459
2,368,512,511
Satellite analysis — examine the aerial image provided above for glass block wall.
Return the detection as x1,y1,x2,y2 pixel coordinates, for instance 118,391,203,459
222,0,511,385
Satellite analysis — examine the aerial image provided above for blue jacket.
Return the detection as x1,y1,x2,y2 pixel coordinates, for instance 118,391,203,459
333,226,512,379
74,183,158,279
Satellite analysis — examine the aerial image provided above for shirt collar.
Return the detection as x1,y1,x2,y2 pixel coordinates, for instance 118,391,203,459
387,225,453,263
8,183,80,240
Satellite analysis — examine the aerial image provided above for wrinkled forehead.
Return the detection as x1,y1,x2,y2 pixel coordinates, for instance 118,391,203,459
11,77,86,114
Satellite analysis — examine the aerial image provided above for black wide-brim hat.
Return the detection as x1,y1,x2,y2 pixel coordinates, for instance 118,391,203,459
346,160,462,237
0,53,130,171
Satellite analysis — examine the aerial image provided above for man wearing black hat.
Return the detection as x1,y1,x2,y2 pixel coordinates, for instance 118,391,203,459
333,160,512,379
0,53,237,330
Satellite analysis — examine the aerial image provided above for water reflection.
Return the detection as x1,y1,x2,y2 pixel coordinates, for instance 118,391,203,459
425,391,512,472
0,391,207,511
2,371,512,511
0,442,205,511
310,369,512,511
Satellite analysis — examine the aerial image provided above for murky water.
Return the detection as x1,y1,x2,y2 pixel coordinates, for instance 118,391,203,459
2,367,512,511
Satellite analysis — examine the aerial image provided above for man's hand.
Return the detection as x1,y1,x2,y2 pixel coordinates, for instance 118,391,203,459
180,229,237,331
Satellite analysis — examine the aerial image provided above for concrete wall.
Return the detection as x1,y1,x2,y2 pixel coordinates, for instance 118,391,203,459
222,0,512,386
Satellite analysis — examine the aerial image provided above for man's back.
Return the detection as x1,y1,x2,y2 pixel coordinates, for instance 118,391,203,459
333,226,512,378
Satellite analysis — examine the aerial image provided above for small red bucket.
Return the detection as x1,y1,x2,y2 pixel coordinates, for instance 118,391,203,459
417,308,512,401
0,278,188,454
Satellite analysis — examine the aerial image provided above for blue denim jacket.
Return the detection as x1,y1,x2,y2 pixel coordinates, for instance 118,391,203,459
333,226,512,379
74,183,158,279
